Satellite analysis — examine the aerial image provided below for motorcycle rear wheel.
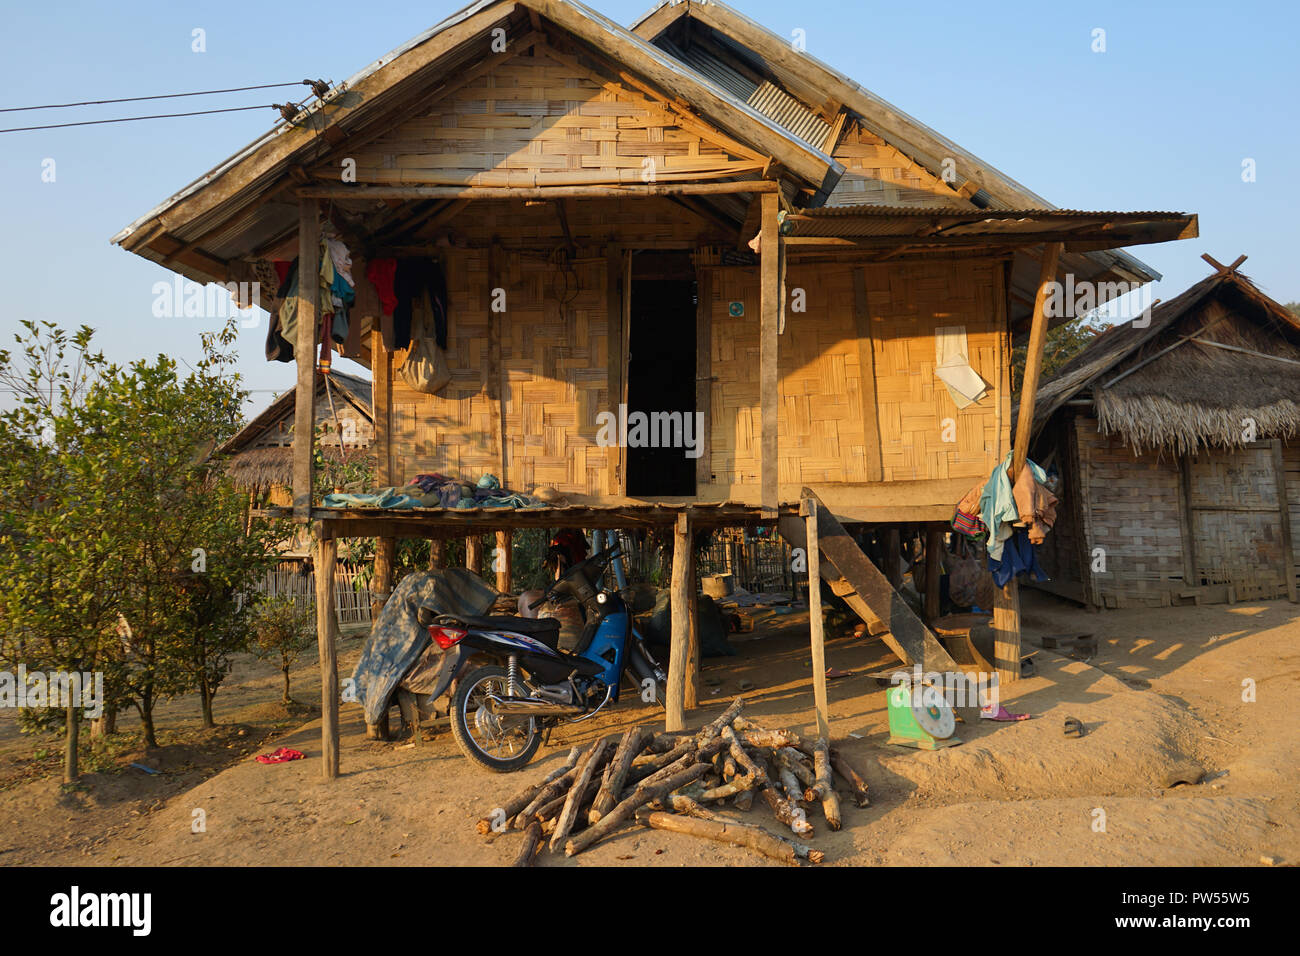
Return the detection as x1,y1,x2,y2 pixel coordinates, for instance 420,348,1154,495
450,664,543,773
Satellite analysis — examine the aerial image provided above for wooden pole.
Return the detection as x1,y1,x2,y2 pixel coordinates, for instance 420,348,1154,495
495,529,513,593
429,538,447,571
298,181,782,200
924,526,943,622
685,533,699,709
1270,440,1298,602
314,531,340,779
997,241,1063,685
665,512,692,732
292,200,320,520
759,191,781,517
802,498,829,739
466,535,484,575
372,538,395,621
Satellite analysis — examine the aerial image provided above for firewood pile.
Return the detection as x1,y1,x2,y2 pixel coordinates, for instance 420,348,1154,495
475,698,871,866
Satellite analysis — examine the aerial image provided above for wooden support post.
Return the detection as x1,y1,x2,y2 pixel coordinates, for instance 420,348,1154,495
466,535,484,575
998,241,1063,685
695,264,713,490
314,531,340,779
802,498,830,740
292,200,320,520
496,529,513,593
884,528,902,590
665,512,692,732
685,533,699,710
851,267,884,482
429,538,447,571
924,525,943,622
759,191,781,516
372,537,395,620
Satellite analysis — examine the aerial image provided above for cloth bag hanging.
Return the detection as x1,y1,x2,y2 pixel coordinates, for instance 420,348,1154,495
400,289,451,395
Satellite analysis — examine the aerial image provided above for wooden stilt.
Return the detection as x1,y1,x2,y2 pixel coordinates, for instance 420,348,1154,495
924,525,943,622
884,528,902,590
371,537,395,620
466,535,483,575
666,512,692,732
802,497,830,740
495,529,513,593
429,538,447,571
292,201,320,521
314,531,340,779
997,240,1063,686
685,531,699,709
759,191,781,517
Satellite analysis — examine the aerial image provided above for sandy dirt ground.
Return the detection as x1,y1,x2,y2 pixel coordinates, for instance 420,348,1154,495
2,591,1296,867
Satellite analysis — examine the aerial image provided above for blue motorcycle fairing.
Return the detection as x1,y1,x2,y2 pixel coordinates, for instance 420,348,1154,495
578,609,629,700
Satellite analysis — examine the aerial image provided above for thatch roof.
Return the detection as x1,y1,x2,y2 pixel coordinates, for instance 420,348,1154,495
219,370,372,456
1030,260,1300,454
222,445,355,491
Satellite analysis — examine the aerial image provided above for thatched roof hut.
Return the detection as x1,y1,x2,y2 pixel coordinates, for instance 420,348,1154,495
221,370,373,497
1028,256,1300,608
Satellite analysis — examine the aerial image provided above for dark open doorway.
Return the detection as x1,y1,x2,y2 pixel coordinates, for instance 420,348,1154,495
626,258,697,497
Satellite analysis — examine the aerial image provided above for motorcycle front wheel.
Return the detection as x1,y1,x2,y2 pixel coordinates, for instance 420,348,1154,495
450,664,542,773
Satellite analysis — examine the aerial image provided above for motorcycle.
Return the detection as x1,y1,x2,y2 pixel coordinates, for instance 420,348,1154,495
413,544,668,772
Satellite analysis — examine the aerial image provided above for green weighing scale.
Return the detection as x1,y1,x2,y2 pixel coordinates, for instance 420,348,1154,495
886,684,960,750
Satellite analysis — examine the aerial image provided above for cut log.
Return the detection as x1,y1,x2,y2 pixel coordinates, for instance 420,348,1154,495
734,788,755,811
634,808,822,865
479,746,581,834
589,727,650,824
697,697,745,744
814,738,842,831
512,820,543,867
550,738,612,851
566,762,709,856
829,747,870,807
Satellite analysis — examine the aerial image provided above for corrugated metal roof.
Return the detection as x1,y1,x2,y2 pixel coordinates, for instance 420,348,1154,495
657,36,830,150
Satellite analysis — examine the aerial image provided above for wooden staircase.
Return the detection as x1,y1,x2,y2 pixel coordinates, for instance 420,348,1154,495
779,487,981,724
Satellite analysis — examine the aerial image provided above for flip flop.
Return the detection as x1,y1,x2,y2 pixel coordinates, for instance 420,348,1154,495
1063,717,1085,738
983,705,1030,721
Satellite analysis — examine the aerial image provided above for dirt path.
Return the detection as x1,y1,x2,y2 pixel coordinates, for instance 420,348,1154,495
2,594,1296,867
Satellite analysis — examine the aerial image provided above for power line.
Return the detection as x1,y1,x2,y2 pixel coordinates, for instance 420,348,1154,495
0,81,314,113
0,104,277,134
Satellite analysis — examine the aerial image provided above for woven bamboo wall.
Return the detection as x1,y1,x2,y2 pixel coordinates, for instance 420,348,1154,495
706,258,1004,488
826,120,973,208
1075,417,1186,607
1286,443,1300,595
389,246,616,495
337,44,761,187
1186,444,1287,600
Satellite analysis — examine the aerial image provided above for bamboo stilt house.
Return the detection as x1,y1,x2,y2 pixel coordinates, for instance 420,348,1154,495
1029,255,1300,608
111,0,1198,776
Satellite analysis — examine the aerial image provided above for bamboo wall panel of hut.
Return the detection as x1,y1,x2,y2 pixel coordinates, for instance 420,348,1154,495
334,46,763,188
1075,417,1186,608
706,258,1004,489
1286,443,1300,594
389,247,618,495
1185,443,1289,600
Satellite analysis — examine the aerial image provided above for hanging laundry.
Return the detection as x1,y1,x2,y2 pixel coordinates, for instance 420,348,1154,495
977,452,1047,561
952,481,987,539
987,528,1049,588
366,257,398,316
1013,468,1059,545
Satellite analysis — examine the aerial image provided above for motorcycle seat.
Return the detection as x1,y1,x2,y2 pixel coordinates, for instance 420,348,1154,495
446,615,562,649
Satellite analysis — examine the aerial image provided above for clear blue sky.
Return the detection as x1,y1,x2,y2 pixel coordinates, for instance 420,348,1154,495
2,0,1295,411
